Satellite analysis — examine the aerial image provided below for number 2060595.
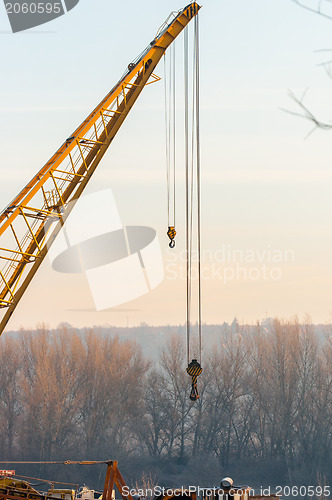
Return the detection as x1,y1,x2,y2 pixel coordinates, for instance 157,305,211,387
5,3,62,14
275,485,330,497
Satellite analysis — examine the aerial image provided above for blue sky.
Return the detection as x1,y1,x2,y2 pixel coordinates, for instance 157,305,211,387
1,0,332,329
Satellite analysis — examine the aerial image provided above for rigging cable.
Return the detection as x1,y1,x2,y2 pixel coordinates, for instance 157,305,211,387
184,25,190,366
165,44,177,248
195,14,202,364
185,14,203,401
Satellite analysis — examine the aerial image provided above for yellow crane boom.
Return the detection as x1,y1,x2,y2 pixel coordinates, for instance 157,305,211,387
0,2,201,336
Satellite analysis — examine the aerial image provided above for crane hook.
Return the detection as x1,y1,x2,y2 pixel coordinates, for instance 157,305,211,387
167,226,176,248
186,358,202,401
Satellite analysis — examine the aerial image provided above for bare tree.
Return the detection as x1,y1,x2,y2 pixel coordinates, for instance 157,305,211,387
201,327,248,466
137,368,168,457
19,326,85,459
0,320,330,484
0,335,21,457
77,331,149,458
159,335,194,460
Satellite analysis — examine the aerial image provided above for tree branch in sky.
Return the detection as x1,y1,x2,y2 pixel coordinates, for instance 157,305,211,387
282,89,332,139
291,0,332,20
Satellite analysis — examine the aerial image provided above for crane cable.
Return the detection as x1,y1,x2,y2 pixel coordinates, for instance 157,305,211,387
185,14,203,401
164,44,177,248
164,16,202,400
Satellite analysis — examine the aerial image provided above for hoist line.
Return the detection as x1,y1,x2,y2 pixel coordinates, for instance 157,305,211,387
184,14,202,366
164,54,170,227
164,54,172,228
184,26,190,365
172,43,176,228
189,21,196,362
195,14,202,363
164,13,201,370
164,46,176,231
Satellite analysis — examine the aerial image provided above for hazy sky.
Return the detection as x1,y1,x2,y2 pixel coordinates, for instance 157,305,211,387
1,0,332,331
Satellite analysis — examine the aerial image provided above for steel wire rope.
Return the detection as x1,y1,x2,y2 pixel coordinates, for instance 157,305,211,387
164,54,170,227
184,26,191,365
185,16,202,366
194,15,202,363
164,46,176,233
189,20,196,363
172,44,176,229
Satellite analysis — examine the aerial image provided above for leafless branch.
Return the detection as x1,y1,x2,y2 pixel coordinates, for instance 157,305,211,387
290,0,332,20
281,89,332,138
313,49,332,78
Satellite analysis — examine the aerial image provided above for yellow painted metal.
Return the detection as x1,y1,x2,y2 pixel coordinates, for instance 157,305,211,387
0,2,201,335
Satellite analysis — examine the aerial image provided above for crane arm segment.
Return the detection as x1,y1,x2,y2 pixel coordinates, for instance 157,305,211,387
0,2,201,335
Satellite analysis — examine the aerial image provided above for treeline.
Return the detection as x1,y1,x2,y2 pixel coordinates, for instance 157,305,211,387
0,320,331,489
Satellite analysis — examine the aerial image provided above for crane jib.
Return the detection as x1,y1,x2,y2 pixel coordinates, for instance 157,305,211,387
0,2,201,336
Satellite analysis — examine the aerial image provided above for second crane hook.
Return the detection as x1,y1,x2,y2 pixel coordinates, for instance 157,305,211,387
167,226,176,248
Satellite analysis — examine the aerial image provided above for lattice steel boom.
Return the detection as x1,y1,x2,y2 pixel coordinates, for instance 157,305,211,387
0,2,201,335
